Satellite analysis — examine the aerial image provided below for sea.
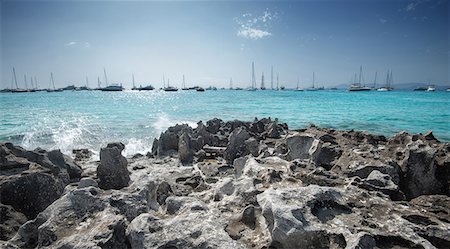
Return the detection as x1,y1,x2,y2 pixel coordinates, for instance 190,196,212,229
1,89,449,158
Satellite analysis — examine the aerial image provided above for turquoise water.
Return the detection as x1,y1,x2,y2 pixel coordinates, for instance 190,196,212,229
1,90,449,156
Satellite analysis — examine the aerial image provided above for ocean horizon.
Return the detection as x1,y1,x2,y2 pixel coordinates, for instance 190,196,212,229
1,89,449,157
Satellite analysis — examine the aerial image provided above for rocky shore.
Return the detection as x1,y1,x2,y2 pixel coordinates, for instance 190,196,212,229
1,118,449,249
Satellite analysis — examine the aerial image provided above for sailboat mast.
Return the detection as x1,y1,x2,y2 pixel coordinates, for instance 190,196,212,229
251,62,256,89
386,70,390,88
358,66,362,85
103,68,108,87
230,77,233,89
297,77,299,89
51,72,55,89
97,77,101,88
276,74,279,90
24,75,28,90
271,65,274,89
86,76,89,87
389,70,393,88
132,73,135,88
13,67,18,89
183,74,185,88
313,72,315,88
261,72,265,89
163,74,166,88
374,72,378,88
30,77,34,89
35,76,38,89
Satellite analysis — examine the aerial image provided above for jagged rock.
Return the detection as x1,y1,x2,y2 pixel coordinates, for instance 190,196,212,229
47,149,82,181
97,142,130,190
154,124,192,156
399,143,442,199
8,187,130,248
314,143,342,170
0,172,65,220
257,185,446,249
265,122,280,139
127,207,246,249
285,133,322,161
178,132,194,164
0,204,27,241
206,118,223,134
224,127,252,163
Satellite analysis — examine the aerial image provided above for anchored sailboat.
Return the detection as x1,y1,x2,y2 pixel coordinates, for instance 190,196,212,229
101,68,123,91
348,66,372,91
11,67,28,93
305,72,319,91
377,70,394,91
247,62,257,91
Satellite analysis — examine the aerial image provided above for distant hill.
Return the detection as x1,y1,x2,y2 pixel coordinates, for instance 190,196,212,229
331,82,449,90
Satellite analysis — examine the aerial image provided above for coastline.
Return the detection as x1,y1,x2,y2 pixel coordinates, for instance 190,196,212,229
1,117,449,248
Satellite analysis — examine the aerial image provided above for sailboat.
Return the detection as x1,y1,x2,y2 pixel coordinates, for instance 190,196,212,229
349,66,372,91
133,74,154,91
305,72,319,91
47,72,62,92
295,77,303,91
163,78,178,91
101,68,123,91
11,67,28,93
247,62,257,91
260,72,266,90
181,75,189,90
377,70,394,91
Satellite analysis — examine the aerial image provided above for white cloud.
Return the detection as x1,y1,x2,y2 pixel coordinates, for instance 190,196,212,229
238,27,272,40
406,2,419,12
84,42,91,48
235,9,278,40
379,18,387,24
65,41,77,46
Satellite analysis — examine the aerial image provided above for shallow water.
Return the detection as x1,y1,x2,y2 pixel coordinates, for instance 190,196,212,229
1,89,449,156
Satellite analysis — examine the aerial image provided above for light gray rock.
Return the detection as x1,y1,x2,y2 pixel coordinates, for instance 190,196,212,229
97,142,130,190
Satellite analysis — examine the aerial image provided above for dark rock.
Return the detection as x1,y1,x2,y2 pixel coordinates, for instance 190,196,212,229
73,149,92,161
178,132,194,164
224,127,252,164
399,144,442,199
47,149,82,182
285,134,321,161
97,143,130,190
0,204,27,241
0,172,65,219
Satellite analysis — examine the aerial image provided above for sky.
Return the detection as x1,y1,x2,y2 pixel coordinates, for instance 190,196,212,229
1,0,449,89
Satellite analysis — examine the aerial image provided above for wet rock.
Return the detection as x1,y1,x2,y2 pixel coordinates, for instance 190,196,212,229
97,142,130,190
47,149,82,181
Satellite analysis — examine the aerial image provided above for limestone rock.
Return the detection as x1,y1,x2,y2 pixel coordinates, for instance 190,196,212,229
97,142,130,190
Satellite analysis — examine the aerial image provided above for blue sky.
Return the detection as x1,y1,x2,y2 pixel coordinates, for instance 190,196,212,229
1,0,448,89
